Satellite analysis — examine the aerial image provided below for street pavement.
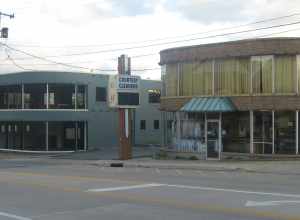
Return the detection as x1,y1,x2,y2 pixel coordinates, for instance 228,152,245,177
0,156,299,219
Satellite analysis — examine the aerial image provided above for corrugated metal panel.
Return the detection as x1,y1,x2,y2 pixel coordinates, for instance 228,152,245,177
180,97,236,112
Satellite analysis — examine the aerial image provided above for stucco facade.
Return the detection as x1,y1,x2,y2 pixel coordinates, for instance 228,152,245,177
0,71,162,151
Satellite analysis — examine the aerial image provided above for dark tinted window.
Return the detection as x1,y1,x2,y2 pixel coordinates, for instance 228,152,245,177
140,120,146,130
154,120,160,130
148,89,161,103
96,87,106,102
118,92,139,105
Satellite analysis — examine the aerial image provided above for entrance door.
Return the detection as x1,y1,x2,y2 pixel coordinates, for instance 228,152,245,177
206,120,220,159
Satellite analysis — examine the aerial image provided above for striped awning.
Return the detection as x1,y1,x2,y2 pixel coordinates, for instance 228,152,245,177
180,97,236,112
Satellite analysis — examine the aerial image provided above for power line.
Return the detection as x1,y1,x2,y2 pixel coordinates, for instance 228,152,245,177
6,24,300,65
8,12,300,49
5,50,35,71
257,27,300,38
2,21,300,72
6,20,300,61
1,43,161,72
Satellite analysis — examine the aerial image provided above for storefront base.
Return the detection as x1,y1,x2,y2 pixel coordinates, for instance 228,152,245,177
160,149,300,161
222,152,300,160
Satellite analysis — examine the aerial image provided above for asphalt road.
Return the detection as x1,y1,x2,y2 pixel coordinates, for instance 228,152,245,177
0,158,299,220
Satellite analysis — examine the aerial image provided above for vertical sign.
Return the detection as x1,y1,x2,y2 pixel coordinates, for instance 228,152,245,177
118,55,132,160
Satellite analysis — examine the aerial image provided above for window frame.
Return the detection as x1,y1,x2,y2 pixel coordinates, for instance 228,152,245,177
153,120,160,130
140,120,146,130
96,87,107,102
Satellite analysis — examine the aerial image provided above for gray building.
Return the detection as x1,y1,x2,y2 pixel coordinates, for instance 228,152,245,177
0,71,162,152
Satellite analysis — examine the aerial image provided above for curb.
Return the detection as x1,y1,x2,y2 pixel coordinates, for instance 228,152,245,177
90,161,251,172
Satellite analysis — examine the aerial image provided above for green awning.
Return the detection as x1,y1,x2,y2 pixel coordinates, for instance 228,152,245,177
180,97,236,112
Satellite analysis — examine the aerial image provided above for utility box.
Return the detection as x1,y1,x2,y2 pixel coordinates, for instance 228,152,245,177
108,74,140,108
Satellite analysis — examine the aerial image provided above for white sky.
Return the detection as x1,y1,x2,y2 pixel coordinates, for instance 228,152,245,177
1,0,300,79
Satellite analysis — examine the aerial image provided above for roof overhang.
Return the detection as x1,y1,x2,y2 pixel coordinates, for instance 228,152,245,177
180,97,236,112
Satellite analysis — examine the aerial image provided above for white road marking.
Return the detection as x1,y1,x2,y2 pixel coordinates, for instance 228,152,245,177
155,168,161,174
86,183,165,192
165,184,300,199
245,200,300,207
175,170,182,175
0,211,32,220
195,171,206,176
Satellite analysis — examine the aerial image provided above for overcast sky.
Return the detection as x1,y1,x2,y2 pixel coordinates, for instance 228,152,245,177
1,0,300,79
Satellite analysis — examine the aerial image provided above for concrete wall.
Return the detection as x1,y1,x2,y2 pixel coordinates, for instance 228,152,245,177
134,80,162,145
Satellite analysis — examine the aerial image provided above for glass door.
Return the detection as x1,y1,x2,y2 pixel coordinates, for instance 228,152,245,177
206,120,220,159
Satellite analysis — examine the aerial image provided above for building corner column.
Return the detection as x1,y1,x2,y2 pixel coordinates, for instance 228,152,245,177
272,111,275,154
250,110,254,154
296,111,299,155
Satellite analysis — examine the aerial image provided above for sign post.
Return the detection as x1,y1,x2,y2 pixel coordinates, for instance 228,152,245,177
108,55,140,160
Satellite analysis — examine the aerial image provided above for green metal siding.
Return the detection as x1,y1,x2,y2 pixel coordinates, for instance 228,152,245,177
180,97,236,112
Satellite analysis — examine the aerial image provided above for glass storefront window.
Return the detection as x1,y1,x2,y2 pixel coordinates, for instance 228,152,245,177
6,122,22,150
48,84,75,109
24,84,47,109
0,121,86,151
0,85,22,109
48,122,76,151
275,56,296,94
222,112,250,153
275,112,296,154
23,122,46,151
192,60,213,96
165,64,178,97
77,85,86,109
252,56,273,94
253,111,273,154
214,58,250,95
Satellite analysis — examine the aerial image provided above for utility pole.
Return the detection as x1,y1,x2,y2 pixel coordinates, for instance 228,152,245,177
0,11,14,39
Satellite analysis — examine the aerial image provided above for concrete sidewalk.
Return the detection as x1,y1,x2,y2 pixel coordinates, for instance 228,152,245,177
91,158,300,175
2,149,300,175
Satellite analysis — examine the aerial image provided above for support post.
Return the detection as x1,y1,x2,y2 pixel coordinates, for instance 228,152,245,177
46,121,48,151
250,110,254,154
84,121,87,151
118,108,132,160
219,112,222,160
205,113,207,159
75,122,78,151
177,63,180,96
46,83,49,109
74,84,77,110
21,84,24,109
85,85,88,109
212,59,215,95
296,111,299,154
272,111,275,154
118,54,133,160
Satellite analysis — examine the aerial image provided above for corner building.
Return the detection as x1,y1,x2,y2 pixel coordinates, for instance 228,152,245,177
160,38,300,159
0,71,162,152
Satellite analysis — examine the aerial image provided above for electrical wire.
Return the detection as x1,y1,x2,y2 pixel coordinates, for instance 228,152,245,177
1,43,161,72
8,12,300,48
2,22,300,72
5,50,36,71
6,20,300,61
